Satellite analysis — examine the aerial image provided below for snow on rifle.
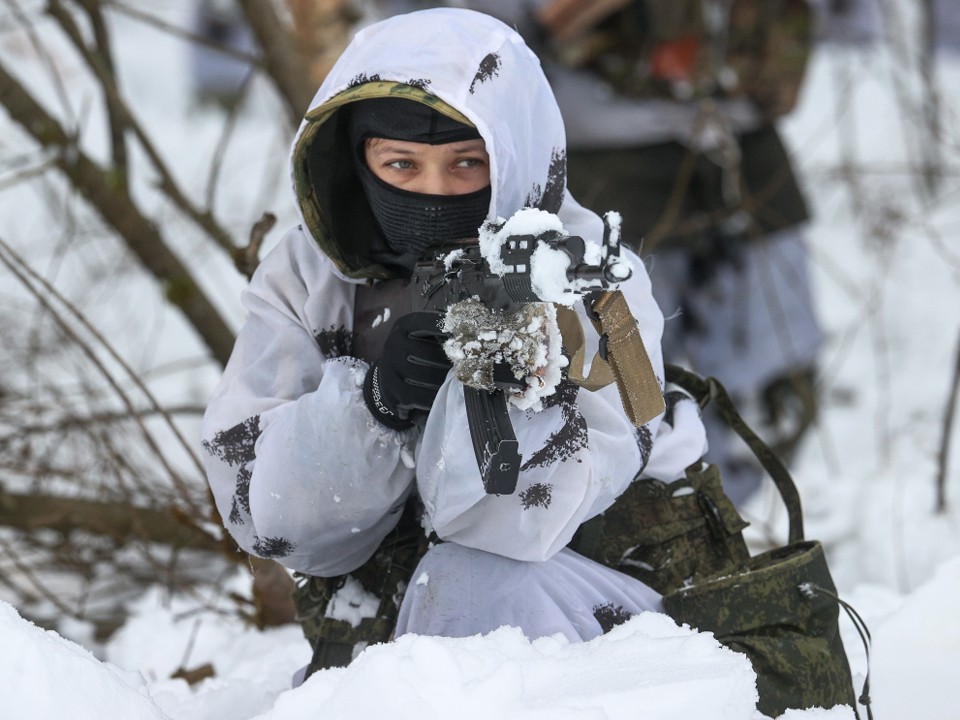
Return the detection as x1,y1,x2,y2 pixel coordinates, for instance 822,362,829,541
411,208,631,495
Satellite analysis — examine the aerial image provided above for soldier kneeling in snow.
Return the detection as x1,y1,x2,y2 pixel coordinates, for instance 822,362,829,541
200,8,709,682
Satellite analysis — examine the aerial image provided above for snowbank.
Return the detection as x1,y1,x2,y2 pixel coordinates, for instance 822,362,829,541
0,601,169,720
258,612,759,720
871,557,960,720
3,592,765,720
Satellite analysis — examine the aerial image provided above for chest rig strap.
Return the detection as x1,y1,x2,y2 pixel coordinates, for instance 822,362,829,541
351,277,415,363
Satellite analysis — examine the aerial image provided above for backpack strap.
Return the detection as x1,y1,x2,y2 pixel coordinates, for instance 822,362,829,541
665,364,805,544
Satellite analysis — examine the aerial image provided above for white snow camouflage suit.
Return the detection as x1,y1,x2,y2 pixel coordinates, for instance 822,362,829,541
200,8,708,659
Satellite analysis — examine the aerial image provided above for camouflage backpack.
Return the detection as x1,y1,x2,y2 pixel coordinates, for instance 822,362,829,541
572,365,867,718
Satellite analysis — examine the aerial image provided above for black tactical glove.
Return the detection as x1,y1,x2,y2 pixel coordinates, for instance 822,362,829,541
363,311,452,430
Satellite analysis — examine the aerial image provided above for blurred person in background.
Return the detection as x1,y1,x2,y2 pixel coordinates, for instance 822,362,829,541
928,0,960,54
366,0,824,508
809,0,882,46
189,0,256,109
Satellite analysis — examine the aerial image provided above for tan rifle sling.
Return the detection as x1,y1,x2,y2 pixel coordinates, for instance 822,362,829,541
556,290,665,427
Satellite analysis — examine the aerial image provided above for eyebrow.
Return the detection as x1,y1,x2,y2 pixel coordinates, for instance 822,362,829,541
365,140,418,156
368,144,417,156
366,140,487,156
448,142,488,154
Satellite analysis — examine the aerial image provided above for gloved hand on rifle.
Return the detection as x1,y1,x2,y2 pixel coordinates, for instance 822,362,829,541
363,311,452,430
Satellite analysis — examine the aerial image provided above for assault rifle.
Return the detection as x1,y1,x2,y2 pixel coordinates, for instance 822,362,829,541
409,213,630,495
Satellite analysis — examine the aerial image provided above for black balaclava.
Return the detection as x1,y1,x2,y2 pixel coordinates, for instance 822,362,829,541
346,97,492,269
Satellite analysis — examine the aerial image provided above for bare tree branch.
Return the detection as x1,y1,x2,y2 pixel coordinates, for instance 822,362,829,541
2,405,205,439
236,0,312,127
937,331,960,514
0,487,224,551
0,61,237,366
44,0,237,255
0,533,78,616
102,0,261,66
204,67,256,209
76,0,128,187
233,211,275,280
286,0,358,89
0,236,207,499
3,0,78,128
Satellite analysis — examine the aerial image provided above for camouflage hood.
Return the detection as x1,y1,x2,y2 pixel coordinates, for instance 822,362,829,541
290,7,604,281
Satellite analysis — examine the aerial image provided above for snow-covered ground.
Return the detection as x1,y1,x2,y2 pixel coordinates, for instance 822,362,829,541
1,2,959,719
